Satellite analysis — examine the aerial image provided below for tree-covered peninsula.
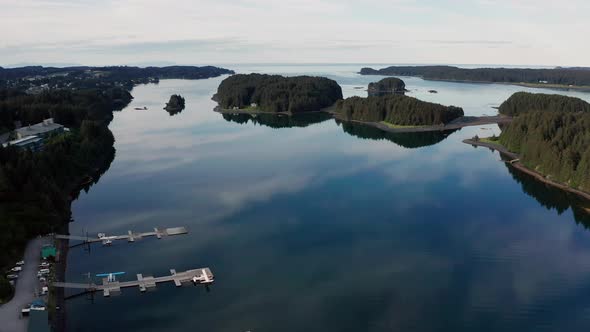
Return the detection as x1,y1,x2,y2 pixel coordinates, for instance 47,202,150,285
213,74,343,113
499,106,590,192
333,95,464,126
360,65,590,87
368,77,406,97
498,92,590,116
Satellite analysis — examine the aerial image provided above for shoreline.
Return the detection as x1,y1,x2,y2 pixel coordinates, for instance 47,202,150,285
463,139,590,202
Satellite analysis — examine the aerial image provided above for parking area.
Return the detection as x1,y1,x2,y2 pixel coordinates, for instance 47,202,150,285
0,236,52,332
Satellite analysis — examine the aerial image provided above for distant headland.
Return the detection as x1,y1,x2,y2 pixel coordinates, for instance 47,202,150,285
359,65,590,91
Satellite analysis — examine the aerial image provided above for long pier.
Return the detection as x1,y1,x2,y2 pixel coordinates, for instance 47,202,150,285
52,267,214,297
55,226,188,247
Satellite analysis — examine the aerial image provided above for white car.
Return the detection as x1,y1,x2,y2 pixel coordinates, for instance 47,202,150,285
7,274,18,280
10,266,22,272
39,262,50,268
16,261,25,266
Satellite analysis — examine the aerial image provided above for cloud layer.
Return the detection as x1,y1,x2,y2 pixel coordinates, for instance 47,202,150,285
1,0,588,66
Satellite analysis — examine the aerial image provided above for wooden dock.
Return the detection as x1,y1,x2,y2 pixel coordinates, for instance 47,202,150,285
52,267,214,297
55,227,188,246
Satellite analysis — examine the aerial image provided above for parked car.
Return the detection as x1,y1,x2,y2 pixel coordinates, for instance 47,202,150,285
10,266,22,272
41,286,49,295
38,268,50,274
7,274,18,280
16,260,25,266
39,262,50,268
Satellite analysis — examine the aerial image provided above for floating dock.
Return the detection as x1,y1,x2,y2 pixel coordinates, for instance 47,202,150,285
52,267,214,297
55,227,188,246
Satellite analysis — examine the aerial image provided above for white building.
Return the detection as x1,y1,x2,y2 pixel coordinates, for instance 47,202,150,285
15,118,64,139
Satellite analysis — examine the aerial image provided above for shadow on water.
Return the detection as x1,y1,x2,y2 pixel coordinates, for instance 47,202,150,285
221,112,333,129
504,162,590,227
336,120,459,149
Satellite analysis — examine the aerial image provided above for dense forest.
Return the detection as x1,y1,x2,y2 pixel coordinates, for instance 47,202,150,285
0,88,131,134
333,95,464,126
360,66,590,87
164,94,186,116
499,102,590,192
337,120,457,149
368,77,406,97
222,112,332,129
498,92,590,116
214,74,343,113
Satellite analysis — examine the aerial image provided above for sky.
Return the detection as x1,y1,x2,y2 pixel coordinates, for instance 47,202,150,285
0,0,588,67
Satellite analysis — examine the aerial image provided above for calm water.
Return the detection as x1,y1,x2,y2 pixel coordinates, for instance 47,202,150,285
66,64,590,332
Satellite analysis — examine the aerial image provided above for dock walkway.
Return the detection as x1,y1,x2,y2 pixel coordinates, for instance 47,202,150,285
55,226,188,246
52,267,214,297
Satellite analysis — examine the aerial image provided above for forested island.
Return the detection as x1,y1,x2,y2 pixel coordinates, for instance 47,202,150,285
368,77,406,96
213,74,343,114
0,65,233,302
333,94,464,126
360,65,590,89
164,94,186,115
468,92,590,196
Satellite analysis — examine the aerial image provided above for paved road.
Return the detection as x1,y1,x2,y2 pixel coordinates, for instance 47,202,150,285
0,237,49,332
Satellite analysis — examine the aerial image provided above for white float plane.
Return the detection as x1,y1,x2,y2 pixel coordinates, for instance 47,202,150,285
96,271,126,283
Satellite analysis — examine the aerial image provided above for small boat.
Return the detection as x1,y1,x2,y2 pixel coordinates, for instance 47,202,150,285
428,90,438,93
134,106,148,110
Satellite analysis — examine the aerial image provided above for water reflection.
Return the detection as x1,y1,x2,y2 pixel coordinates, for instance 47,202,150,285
221,112,332,128
504,163,590,227
221,111,458,149
337,120,459,149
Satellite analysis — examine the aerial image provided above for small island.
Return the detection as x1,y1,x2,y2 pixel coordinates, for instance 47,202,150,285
359,65,590,91
465,92,590,200
368,77,406,97
164,94,186,115
213,73,343,114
